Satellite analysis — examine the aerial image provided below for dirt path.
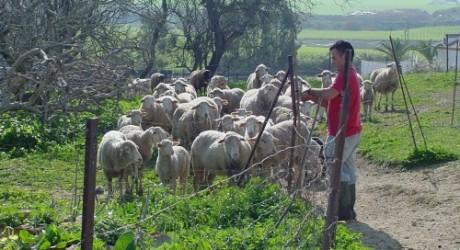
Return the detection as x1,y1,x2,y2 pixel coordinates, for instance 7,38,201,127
347,157,460,250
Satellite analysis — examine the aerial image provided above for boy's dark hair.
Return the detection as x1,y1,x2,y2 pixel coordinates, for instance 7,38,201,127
329,40,354,61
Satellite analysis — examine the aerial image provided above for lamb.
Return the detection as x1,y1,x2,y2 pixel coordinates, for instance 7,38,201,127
275,70,286,81
247,131,279,178
155,139,190,194
191,131,252,190
318,70,336,88
140,95,173,132
174,79,198,99
189,69,212,94
172,98,219,149
238,115,273,138
207,75,229,93
207,87,245,114
240,83,278,116
117,109,142,129
150,72,166,92
119,125,170,195
216,114,242,134
360,80,374,121
271,106,311,125
246,64,269,89
155,95,179,122
371,62,399,112
97,131,143,198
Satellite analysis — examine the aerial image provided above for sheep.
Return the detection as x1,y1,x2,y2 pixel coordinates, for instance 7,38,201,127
360,80,374,121
317,70,336,88
240,83,279,116
172,98,219,149
246,64,269,89
238,115,274,139
207,75,229,93
153,83,174,98
371,62,399,112
230,108,253,117
270,106,310,124
191,131,252,190
155,139,190,194
155,95,179,122
189,69,212,95
174,79,198,99
260,73,274,86
207,87,245,114
97,130,143,199
275,70,286,82
117,109,142,129
119,125,170,195
247,131,279,178
211,96,229,115
150,72,166,92
216,114,243,134
140,95,173,132
283,76,311,97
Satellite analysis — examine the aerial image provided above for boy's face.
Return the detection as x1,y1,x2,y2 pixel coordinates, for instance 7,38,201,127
330,48,345,71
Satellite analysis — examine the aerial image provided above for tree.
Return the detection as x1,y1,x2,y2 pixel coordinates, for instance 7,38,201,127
414,40,439,65
375,38,412,62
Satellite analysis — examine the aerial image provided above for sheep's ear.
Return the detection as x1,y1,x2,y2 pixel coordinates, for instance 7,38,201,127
172,100,178,104
238,122,246,127
155,100,162,103
141,96,147,102
331,73,337,77
172,141,180,146
232,117,240,121
217,138,226,143
317,73,323,77
245,111,253,116
222,100,229,106
257,121,263,125
191,104,198,110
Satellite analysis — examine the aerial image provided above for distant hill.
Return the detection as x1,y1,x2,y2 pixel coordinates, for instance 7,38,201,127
302,8,460,30
308,0,460,15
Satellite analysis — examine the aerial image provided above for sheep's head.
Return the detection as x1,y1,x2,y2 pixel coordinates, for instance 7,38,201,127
192,101,216,121
259,83,279,103
241,115,264,139
208,88,224,99
118,140,143,164
140,95,156,111
154,83,173,96
255,64,268,78
268,78,282,88
231,108,252,117
128,110,142,125
156,96,178,115
275,70,286,81
260,73,273,85
219,115,239,132
157,139,174,156
202,69,212,83
317,70,335,87
150,72,165,83
219,132,246,163
211,97,229,113
145,126,170,146
248,131,278,157
210,75,228,89
362,80,373,90
174,80,188,94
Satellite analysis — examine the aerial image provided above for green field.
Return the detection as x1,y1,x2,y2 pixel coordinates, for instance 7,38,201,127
307,0,460,15
299,25,460,41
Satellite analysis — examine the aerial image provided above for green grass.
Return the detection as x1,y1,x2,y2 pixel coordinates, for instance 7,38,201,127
308,0,460,15
297,46,388,60
359,71,460,167
299,25,460,41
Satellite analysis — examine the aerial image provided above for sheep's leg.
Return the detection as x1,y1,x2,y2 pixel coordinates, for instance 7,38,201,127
384,94,389,112
376,93,382,111
107,177,113,199
391,91,395,111
193,168,205,192
369,102,373,121
179,174,187,195
171,178,177,195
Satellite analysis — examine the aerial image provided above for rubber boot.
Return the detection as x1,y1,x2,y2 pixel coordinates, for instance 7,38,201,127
349,184,357,220
338,182,352,221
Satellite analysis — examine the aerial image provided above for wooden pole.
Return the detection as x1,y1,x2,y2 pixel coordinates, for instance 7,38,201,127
81,118,98,250
322,49,352,250
446,34,449,73
452,40,459,126
288,55,297,192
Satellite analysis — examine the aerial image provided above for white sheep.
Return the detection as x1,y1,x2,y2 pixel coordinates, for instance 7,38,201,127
207,75,229,93
207,87,245,114
216,114,242,134
152,83,174,98
240,83,279,116
97,131,143,198
247,131,279,178
129,78,152,96
275,70,286,82
155,95,179,123
119,125,170,195
284,76,311,96
246,64,269,89
361,80,374,121
238,115,273,138
155,139,190,194
174,79,198,99
191,131,252,190
172,98,219,149
140,95,173,132
371,62,399,112
117,109,142,129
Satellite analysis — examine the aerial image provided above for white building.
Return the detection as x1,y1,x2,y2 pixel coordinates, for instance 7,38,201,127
436,33,460,71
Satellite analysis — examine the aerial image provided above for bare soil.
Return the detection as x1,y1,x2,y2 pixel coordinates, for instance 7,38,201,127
347,157,460,250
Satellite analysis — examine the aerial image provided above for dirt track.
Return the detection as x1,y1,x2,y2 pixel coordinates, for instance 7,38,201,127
347,157,460,250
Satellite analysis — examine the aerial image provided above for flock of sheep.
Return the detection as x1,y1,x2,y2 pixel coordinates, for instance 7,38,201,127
98,62,399,199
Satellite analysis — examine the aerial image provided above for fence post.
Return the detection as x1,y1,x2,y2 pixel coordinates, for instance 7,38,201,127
322,50,352,250
81,118,98,250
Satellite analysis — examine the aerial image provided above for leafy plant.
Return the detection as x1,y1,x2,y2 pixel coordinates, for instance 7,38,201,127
375,38,412,61
402,147,458,169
